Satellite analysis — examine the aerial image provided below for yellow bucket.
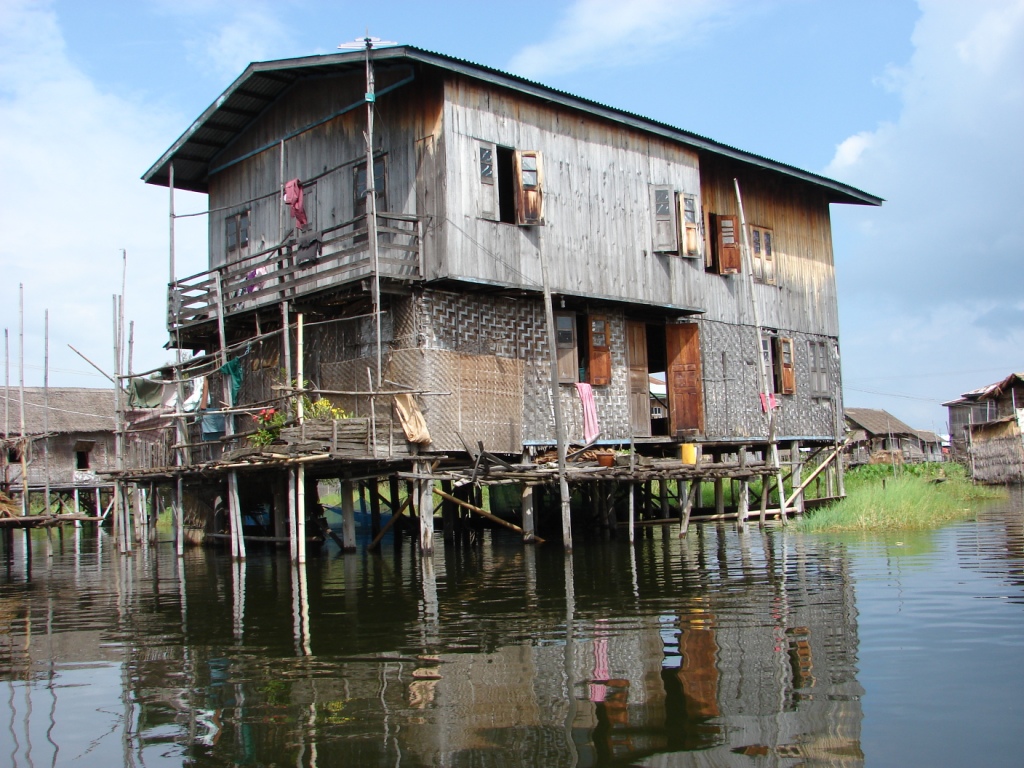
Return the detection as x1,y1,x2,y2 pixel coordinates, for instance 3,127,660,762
680,443,697,465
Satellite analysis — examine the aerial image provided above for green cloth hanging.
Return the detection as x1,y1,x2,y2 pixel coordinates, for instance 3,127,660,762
219,358,244,406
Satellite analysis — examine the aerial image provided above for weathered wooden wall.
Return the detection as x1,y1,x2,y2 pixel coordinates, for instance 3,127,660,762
205,66,445,271
5,431,115,488
971,413,1024,484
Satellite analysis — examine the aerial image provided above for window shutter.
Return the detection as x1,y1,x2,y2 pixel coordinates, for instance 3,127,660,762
554,312,578,383
678,194,701,257
763,229,776,285
514,150,543,225
774,337,795,395
588,315,611,386
650,185,678,252
478,142,498,221
714,214,741,274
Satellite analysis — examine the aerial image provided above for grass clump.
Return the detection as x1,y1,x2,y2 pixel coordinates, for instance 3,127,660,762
796,462,1004,533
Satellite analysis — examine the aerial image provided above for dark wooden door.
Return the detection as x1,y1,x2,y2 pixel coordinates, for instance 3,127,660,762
666,323,704,436
626,321,651,437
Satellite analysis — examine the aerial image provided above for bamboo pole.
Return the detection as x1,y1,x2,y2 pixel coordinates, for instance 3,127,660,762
434,488,546,544
367,494,411,551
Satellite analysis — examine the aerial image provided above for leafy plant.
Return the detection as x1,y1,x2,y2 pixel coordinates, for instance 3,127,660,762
250,407,285,446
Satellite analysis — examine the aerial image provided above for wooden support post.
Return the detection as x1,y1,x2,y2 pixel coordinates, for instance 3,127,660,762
628,480,635,543
521,483,536,542
679,480,694,537
369,480,382,540
759,474,769,526
228,471,245,560
714,478,725,517
296,464,307,563
174,478,184,555
288,468,298,562
790,440,804,516
149,482,159,544
660,479,671,519
692,480,702,514
340,479,357,552
417,462,434,555
73,487,81,529
738,480,750,526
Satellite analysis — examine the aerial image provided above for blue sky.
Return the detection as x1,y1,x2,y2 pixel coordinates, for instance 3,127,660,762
1,0,1022,436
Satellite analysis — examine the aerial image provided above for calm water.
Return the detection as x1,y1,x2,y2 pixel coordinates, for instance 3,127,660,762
2,493,1024,767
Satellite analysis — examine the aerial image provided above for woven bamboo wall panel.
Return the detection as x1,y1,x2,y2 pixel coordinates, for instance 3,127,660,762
389,348,524,453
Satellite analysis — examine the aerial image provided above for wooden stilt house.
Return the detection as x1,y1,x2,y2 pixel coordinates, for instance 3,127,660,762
129,46,881,544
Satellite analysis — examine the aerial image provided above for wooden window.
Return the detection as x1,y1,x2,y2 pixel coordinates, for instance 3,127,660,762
478,142,498,221
513,150,543,225
773,336,795,395
751,225,776,284
76,451,90,470
710,214,741,274
679,194,701,257
225,210,250,255
809,340,830,396
555,312,578,384
588,315,612,386
650,185,678,253
761,335,775,394
354,155,387,218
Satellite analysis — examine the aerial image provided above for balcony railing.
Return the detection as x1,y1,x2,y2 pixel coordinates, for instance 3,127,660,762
168,212,422,334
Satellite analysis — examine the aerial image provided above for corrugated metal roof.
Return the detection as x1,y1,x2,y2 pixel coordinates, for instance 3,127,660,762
844,408,918,438
0,388,116,436
144,46,883,206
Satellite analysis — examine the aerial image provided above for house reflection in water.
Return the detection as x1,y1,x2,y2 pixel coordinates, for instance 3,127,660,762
1,526,866,766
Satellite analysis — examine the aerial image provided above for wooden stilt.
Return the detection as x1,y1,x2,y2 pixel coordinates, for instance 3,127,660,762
369,479,382,540
417,461,434,555
434,488,545,544
341,479,357,552
521,482,536,542
296,464,307,563
679,480,694,537
714,478,725,517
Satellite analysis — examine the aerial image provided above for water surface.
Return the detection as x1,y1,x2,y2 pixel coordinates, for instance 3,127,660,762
2,494,1023,766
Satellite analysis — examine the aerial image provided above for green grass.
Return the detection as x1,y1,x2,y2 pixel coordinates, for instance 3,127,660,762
796,462,1005,533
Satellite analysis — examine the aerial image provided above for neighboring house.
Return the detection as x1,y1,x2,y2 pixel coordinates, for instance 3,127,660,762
0,388,117,502
843,408,930,465
946,373,1024,483
914,430,944,462
133,46,880,532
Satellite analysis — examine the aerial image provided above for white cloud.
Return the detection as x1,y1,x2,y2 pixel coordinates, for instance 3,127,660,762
0,0,207,387
828,0,1024,426
186,7,295,81
506,0,730,80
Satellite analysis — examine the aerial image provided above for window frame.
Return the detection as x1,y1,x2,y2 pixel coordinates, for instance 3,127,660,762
808,339,831,397
225,209,250,256
650,184,679,253
354,154,388,219
750,224,776,285
679,193,701,258
555,311,578,384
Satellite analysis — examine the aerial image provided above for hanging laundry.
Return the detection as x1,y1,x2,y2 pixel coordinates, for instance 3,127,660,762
760,392,778,412
296,232,321,264
575,382,600,444
283,178,308,228
219,358,244,407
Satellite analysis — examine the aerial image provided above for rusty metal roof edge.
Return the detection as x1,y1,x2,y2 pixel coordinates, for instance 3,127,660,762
143,45,883,206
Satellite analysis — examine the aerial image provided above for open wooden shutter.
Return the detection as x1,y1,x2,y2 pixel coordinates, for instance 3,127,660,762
714,214,741,274
666,323,704,435
514,150,543,225
763,229,776,285
588,315,611,386
555,312,577,383
626,321,651,437
773,336,795,395
478,141,498,221
650,185,678,252
678,193,701,257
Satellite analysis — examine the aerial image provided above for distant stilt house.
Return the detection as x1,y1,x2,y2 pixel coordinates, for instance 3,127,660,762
946,373,1024,483
843,408,938,465
0,387,117,514
121,46,881,551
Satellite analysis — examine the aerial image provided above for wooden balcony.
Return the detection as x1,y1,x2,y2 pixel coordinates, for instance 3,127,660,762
168,212,423,336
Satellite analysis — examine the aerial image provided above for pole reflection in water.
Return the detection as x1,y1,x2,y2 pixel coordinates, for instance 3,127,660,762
5,499,1024,765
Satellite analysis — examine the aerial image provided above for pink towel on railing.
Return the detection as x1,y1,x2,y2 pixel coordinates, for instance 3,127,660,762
575,382,600,444
283,178,308,228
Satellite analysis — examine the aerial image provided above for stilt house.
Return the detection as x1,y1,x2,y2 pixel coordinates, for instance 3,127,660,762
132,46,881,543
947,372,1024,483
1,388,116,507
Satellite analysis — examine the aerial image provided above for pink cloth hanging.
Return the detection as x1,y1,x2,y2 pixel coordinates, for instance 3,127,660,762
575,382,600,444
760,392,778,412
283,178,308,228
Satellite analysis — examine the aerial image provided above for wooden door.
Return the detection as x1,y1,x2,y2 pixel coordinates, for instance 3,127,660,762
666,323,704,436
626,321,651,437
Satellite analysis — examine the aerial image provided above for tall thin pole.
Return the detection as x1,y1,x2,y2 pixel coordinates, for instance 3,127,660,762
18,284,27,516
4,328,9,493
538,235,573,550
734,179,786,521
169,163,175,284
296,313,306,564
43,311,50,517
364,38,383,388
